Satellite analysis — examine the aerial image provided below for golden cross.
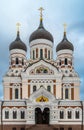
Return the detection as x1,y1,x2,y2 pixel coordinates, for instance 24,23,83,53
63,23,67,32
38,7,44,20
16,22,21,32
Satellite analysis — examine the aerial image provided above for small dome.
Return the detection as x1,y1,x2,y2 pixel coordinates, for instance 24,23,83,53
56,32,74,52
9,31,27,52
29,19,53,43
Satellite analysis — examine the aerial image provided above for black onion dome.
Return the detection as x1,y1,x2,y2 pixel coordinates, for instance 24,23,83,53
56,32,74,52
9,31,27,52
29,19,53,42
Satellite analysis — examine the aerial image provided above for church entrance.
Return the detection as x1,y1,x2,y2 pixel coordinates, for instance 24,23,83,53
35,107,50,124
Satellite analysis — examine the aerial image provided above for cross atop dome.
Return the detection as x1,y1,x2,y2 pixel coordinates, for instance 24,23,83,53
63,23,67,33
38,7,44,21
16,22,21,32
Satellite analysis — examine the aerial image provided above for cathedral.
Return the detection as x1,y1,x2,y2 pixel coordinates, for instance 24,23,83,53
0,8,84,130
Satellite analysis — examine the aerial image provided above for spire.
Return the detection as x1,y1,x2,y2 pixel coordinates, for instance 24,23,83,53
16,22,21,40
38,7,44,28
63,23,67,39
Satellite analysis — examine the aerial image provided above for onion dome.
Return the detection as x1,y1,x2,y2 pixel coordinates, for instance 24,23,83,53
29,7,53,43
56,25,74,52
9,25,27,52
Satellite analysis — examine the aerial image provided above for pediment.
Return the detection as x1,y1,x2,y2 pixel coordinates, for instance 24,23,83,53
29,87,55,103
23,60,60,76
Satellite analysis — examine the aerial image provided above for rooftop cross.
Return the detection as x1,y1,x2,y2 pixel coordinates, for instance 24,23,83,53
38,7,44,21
63,23,67,33
16,22,21,32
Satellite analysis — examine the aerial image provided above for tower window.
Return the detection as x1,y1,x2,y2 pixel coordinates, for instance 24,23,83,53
75,111,79,119
13,111,17,119
33,50,35,59
36,48,38,58
22,59,24,65
40,49,43,59
60,111,64,119
21,111,25,119
47,86,51,92
65,58,67,65
68,111,72,119
16,58,19,64
33,86,36,92
59,60,61,66
5,111,9,119
45,48,47,58
65,88,69,99
15,89,18,99
48,50,50,59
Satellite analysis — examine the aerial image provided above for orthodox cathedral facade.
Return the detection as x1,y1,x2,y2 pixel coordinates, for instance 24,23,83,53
0,9,84,130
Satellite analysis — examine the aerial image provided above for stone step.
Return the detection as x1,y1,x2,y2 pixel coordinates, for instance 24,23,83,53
26,124,55,130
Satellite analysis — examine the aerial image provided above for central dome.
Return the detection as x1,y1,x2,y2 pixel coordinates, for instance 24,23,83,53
29,19,53,43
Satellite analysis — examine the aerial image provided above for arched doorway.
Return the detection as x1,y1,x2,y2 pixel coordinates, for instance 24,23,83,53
35,107,50,124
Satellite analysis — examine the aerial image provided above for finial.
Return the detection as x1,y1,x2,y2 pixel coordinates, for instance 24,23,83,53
63,23,67,33
16,22,21,32
16,22,21,40
38,7,44,21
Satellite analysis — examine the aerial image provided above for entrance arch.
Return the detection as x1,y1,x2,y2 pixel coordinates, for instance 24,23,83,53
35,107,50,124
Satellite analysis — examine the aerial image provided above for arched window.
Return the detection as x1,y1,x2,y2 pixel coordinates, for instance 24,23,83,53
60,111,64,119
22,59,24,65
40,49,43,59
36,48,38,58
13,111,17,119
48,50,50,59
33,50,35,59
5,111,9,119
68,111,72,119
45,48,47,58
60,128,64,130
33,86,36,92
65,89,69,99
59,60,61,66
47,86,51,92
15,89,18,99
16,58,19,64
21,128,25,130
21,111,25,119
65,58,67,65
75,111,79,119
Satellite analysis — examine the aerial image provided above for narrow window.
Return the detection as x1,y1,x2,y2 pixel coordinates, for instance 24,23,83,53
45,48,47,58
36,48,38,58
15,89,18,99
65,89,69,99
40,49,43,59
33,50,35,59
5,111,9,119
75,111,79,119
68,111,72,119
60,111,64,119
59,60,61,66
22,59,24,65
16,58,19,64
21,111,25,119
47,86,51,92
65,58,67,65
33,86,36,92
48,50,50,59
13,111,17,119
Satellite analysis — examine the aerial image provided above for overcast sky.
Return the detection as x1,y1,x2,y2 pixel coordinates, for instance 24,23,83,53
0,0,84,100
